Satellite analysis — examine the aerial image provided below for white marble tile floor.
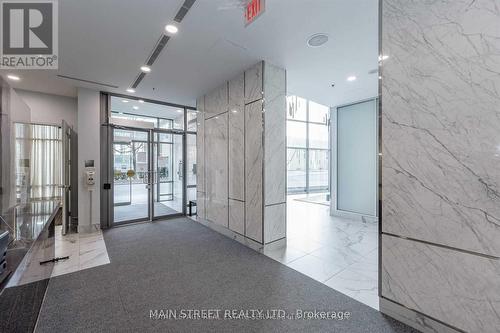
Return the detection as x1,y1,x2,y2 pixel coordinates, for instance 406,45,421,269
264,194,379,310
52,225,110,277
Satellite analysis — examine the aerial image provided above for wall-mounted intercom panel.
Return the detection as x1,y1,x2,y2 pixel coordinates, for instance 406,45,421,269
83,160,96,191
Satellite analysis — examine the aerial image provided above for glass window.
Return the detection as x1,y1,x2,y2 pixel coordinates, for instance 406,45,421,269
159,118,173,130
111,112,158,127
309,149,329,190
110,96,185,130
171,108,185,130
287,96,307,121
15,123,62,201
309,123,329,149
187,110,198,132
287,121,307,148
114,129,148,142
157,133,172,143
286,95,330,195
287,148,307,192
309,101,330,124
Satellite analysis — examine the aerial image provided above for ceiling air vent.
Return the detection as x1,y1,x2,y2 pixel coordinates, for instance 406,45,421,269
174,0,197,23
146,35,170,66
131,73,146,89
126,0,197,91
57,75,119,88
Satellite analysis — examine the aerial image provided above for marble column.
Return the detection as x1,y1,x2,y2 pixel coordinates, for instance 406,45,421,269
381,1,500,332
196,61,286,248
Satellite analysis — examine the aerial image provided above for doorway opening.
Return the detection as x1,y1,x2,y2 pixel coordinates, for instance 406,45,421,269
267,96,379,310
258,0,380,310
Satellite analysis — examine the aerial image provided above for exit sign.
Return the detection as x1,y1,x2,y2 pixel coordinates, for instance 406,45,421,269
245,0,265,26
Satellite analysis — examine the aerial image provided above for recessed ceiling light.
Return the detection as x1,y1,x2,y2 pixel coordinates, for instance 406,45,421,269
177,109,183,113
140,65,151,73
379,54,389,61
138,99,145,103
126,88,136,93
165,24,178,34
122,100,129,103
347,75,357,82
133,106,139,110
231,109,238,113
7,74,20,81
307,33,329,47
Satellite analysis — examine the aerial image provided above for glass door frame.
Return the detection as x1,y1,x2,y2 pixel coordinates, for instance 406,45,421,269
110,125,152,226
101,92,197,229
150,128,186,221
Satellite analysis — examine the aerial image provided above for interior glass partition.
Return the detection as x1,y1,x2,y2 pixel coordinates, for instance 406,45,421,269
336,99,377,216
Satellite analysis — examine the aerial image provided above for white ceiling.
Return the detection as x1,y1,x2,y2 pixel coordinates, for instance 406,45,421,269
0,0,379,108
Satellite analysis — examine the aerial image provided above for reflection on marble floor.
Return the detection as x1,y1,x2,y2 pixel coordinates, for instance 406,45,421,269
52,225,110,277
264,194,379,310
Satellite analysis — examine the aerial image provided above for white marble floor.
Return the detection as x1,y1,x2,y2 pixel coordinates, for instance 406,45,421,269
264,194,379,310
52,225,110,277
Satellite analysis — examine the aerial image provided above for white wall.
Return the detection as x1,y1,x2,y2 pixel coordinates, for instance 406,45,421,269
15,89,77,128
77,88,100,232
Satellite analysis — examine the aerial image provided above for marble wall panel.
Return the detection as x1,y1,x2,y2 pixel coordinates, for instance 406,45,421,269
263,63,286,206
264,203,286,244
229,199,244,235
245,100,263,243
205,114,228,227
229,74,245,201
382,0,500,256
205,83,228,118
196,191,205,220
382,234,500,333
245,61,263,104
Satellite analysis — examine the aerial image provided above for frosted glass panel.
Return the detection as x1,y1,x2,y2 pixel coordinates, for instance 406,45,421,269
337,100,377,216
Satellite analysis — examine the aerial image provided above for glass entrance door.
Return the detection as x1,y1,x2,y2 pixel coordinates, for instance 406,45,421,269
112,128,150,224
111,127,184,224
152,131,184,219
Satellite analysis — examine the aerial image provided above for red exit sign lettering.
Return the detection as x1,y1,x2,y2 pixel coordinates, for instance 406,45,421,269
245,0,265,26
